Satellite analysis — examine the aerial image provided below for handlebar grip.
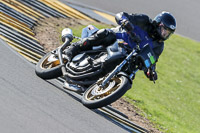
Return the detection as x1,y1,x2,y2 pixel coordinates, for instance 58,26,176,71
120,22,141,43
121,20,134,32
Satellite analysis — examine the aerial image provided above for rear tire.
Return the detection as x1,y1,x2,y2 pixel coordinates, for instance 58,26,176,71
35,52,62,79
82,75,131,109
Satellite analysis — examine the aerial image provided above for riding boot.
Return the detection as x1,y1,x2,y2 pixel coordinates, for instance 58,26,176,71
63,42,80,61
63,39,93,61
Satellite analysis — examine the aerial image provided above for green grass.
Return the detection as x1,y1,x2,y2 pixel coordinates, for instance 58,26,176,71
59,23,200,133
125,34,200,133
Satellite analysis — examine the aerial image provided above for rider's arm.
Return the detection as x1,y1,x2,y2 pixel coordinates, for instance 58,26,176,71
145,42,164,81
152,41,164,61
115,12,151,27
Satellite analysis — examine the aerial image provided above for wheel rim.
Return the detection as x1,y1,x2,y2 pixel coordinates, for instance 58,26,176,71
85,77,123,101
40,54,60,69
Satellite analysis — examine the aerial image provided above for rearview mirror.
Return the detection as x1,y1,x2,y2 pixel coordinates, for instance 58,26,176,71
61,28,73,42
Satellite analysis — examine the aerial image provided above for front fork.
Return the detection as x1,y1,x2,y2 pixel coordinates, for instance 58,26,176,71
100,49,137,87
129,69,138,80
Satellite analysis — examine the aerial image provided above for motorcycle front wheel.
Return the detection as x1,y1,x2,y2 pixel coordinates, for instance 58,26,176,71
82,75,131,109
35,51,64,79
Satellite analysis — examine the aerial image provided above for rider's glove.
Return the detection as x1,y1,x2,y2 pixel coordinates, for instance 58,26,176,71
121,20,133,32
145,69,158,81
121,20,141,43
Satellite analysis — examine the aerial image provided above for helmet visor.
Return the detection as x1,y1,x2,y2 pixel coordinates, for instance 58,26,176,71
159,23,173,39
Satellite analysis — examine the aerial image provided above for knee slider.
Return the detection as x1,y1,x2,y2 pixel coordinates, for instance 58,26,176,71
103,31,116,45
96,29,109,38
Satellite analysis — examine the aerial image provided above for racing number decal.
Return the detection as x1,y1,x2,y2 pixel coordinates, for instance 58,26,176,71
147,52,155,64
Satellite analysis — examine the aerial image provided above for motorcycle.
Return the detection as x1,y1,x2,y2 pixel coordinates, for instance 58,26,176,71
35,25,156,109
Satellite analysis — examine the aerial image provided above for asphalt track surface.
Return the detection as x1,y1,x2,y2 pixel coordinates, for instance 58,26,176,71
66,0,200,42
0,39,128,133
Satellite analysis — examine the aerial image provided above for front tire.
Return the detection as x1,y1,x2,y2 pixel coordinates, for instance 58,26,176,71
35,52,63,79
82,75,131,109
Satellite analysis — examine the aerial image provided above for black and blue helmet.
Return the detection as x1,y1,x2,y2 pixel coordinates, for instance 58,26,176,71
153,11,176,41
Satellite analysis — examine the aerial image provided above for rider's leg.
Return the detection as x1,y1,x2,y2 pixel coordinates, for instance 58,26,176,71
64,29,116,61
80,29,116,48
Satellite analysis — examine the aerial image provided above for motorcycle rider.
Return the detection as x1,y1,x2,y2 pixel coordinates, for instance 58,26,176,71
64,11,176,81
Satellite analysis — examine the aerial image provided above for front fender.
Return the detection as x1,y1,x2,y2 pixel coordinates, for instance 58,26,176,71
117,72,132,84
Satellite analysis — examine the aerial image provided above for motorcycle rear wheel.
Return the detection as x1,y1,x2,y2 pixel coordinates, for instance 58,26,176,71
35,52,63,79
82,75,131,109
